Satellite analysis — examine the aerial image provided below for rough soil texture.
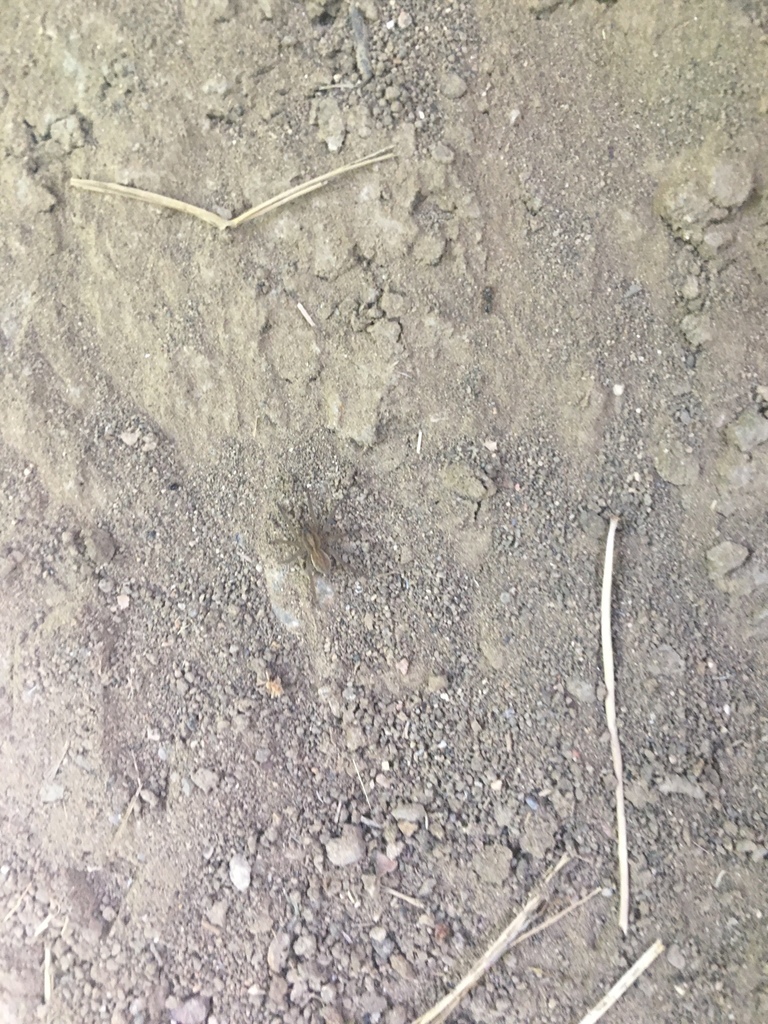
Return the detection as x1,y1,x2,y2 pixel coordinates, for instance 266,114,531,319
1,1,767,1022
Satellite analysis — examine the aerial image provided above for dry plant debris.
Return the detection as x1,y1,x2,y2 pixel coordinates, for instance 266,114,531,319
409,855,597,1024
576,938,665,1024
70,146,395,231
601,514,630,934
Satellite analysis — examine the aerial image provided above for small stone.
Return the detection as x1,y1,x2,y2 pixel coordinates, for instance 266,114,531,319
229,853,251,892
293,933,317,958
344,725,365,751
116,594,130,610
397,821,418,838
709,159,753,209
646,644,685,678
325,824,365,866
396,658,409,676
267,931,291,973
566,676,595,704
658,776,705,800
191,768,219,793
392,803,426,823
666,944,686,971
317,96,345,152
390,953,414,980
85,527,117,565
726,408,768,453
119,430,140,446
268,974,288,1008
169,995,210,1024
206,900,228,928
397,10,412,29
439,71,468,99
374,851,398,876
706,541,749,578
431,142,454,164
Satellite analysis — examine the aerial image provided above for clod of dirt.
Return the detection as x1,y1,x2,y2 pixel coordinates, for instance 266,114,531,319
391,803,425,823
169,995,210,1024
709,159,754,210
654,438,700,487
726,409,768,453
267,930,291,973
84,526,117,565
206,899,228,928
316,96,346,152
472,842,514,884
519,813,557,860
707,541,749,579
646,643,685,678
325,824,365,866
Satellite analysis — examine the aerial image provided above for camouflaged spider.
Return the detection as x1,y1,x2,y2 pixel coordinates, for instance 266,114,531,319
276,491,334,604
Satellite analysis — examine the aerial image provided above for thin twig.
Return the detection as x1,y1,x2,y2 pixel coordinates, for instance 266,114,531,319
577,938,665,1024
601,515,629,935
352,756,372,812
410,855,570,1024
70,147,395,232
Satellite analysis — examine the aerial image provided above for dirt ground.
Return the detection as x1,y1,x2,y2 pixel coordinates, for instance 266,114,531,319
1,1,767,1022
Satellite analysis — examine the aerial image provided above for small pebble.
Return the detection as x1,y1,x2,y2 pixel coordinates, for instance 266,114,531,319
439,71,468,99
267,931,291,973
229,853,251,892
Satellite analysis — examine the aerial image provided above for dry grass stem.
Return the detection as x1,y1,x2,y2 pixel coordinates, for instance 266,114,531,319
296,301,316,327
70,146,395,232
352,756,373,812
577,938,665,1024
601,514,629,935
46,737,70,783
110,779,142,849
2,882,32,924
409,854,571,1024
382,886,425,910
44,944,53,1004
